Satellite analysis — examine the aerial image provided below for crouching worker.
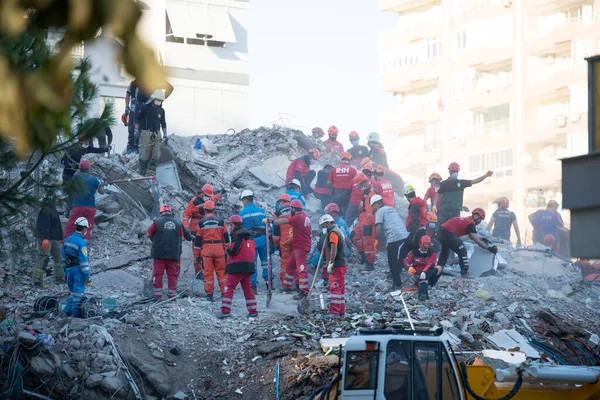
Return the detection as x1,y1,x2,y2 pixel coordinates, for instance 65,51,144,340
63,217,91,317
219,215,258,318
319,214,347,316
404,235,441,301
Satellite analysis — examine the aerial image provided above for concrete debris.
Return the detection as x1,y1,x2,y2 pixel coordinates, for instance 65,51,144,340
487,329,540,359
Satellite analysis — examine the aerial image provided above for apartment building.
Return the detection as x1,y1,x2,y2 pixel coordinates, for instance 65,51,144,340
378,0,598,232
72,0,249,151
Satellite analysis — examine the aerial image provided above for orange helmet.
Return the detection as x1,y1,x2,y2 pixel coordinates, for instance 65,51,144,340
472,207,486,220
360,158,372,168
159,204,172,214
448,162,460,172
341,151,352,161
203,200,215,211
312,127,325,138
309,148,320,160
495,197,509,208
349,131,359,140
375,165,385,174
328,125,339,136
201,183,214,197
352,173,370,187
362,163,374,173
278,194,291,203
428,173,442,182
426,212,437,223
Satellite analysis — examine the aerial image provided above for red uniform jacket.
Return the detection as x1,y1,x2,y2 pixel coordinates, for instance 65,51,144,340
322,139,344,159
195,214,229,255
225,228,255,274
442,217,477,237
404,249,438,274
328,162,357,190
286,157,310,185
406,197,427,233
182,193,222,233
424,185,442,209
375,177,394,207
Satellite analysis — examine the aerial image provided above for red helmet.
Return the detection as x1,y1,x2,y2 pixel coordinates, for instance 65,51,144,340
203,200,215,211
362,163,374,173
312,127,325,138
428,173,442,182
341,152,352,160
360,158,372,168
229,215,243,224
328,125,339,136
349,131,359,140
290,199,304,209
419,235,432,251
544,234,556,246
159,204,172,214
472,208,486,220
375,165,385,174
426,212,437,223
309,148,321,160
79,159,91,169
352,173,370,187
278,194,291,203
448,162,460,172
324,203,340,214
121,113,129,126
495,197,509,208
201,184,214,197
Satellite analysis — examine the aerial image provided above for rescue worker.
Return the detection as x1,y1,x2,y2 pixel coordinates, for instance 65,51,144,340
438,208,497,278
488,197,521,246
34,198,65,286
285,179,306,208
328,152,357,215
147,205,192,300
64,159,104,240
344,160,373,226
182,184,221,280
318,203,352,284
425,211,440,252
96,126,114,152
404,235,441,301
351,173,378,271
374,165,395,207
218,215,258,318
274,200,312,298
348,131,369,168
195,201,230,302
319,214,348,316
366,132,389,168
424,173,442,211
403,185,428,249
135,89,167,176
371,195,408,288
322,125,345,162
313,164,334,210
433,162,493,225
273,195,293,287
529,200,563,249
62,217,91,317
239,190,270,294
285,148,320,194
311,126,325,139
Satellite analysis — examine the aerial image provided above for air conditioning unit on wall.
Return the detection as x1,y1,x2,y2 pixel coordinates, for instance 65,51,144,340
501,0,512,7
570,112,581,122
556,115,567,128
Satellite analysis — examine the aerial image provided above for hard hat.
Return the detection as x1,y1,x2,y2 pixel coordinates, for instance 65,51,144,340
308,148,321,160
278,194,291,203
203,200,215,211
341,152,352,161
426,212,438,223
448,162,461,172
419,235,432,251
375,165,385,174
543,234,555,246
547,200,559,208
352,173,369,187
312,127,325,138
229,215,243,224
289,179,302,188
328,126,339,136
367,132,380,143
150,89,165,101
290,199,304,209
159,204,172,214
370,194,383,206
121,113,129,126
495,197,509,208
324,203,340,214
319,214,335,226
428,173,442,182
349,131,359,140
201,184,214,197
472,207,486,220
362,163,374,173
75,217,89,228
360,158,372,168
239,190,254,200
404,185,416,196
79,159,91,169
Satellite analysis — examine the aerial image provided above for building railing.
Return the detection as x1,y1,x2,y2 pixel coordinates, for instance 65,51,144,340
474,118,510,136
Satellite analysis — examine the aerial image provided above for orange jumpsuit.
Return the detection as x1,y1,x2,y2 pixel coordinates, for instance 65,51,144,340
182,193,221,275
195,213,229,295
273,204,293,285
352,187,377,265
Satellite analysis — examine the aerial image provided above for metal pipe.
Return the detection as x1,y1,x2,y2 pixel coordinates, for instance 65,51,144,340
107,176,156,184
497,365,600,384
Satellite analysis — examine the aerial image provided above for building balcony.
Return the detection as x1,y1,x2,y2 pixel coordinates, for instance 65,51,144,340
525,160,562,189
528,0,592,15
378,0,438,13
525,112,587,144
378,104,442,134
526,66,587,98
380,59,442,93
525,22,596,55
456,45,512,70
446,127,512,154
453,2,512,26
458,86,514,112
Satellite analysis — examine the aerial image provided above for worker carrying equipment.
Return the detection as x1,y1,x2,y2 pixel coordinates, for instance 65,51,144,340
319,213,347,316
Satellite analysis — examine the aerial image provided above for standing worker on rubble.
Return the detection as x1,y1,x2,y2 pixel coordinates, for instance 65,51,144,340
374,165,395,207
286,149,320,194
529,200,563,249
284,179,306,208
434,163,493,225
64,159,104,240
351,173,378,271
239,190,271,294
322,126,345,162
319,214,348,317
274,200,312,299
400,185,428,259
348,131,369,168
62,217,91,317
438,208,497,278
366,132,389,168
218,215,258,318
404,235,441,301
328,152,357,215
313,164,334,211
344,160,371,227
424,173,443,211
488,197,522,246
33,196,65,287
311,127,325,139
273,195,293,287
147,205,192,301
135,90,167,176
371,195,408,289
195,201,230,302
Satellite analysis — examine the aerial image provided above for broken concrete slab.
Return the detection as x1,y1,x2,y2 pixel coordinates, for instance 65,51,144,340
510,258,568,277
200,138,218,155
469,246,497,277
249,155,289,188
257,341,289,355
156,161,182,190
487,329,540,359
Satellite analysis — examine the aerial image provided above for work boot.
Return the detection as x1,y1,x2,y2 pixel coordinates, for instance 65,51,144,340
360,252,367,265
138,160,149,176
252,285,257,295
460,272,475,279
293,292,306,300
217,312,231,319
206,294,214,302
362,264,375,273
280,288,293,294
247,313,258,318
418,276,429,301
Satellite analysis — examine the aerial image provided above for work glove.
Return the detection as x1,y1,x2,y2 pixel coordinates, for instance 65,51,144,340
432,206,437,213
488,245,498,254
40,239,50,250
327,262,334,274
516,239,522,247
408,267,416,275
374,240,380,251
163,134,169,144
86,278,92,287
262,217,270,224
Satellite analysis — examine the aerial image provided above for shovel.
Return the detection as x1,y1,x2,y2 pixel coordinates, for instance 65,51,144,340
298,240,327,314
266,221,272,308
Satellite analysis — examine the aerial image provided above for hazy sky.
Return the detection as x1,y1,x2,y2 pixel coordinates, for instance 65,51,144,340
248,0,396,148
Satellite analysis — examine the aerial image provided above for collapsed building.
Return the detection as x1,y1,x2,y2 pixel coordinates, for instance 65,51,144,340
0,127,598,400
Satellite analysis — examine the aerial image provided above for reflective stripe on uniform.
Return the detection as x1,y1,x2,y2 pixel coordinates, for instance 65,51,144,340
242,212,265,219
222,297,233,305
64,242,79,250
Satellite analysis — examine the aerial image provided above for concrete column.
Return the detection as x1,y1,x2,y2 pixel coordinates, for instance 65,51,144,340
441,0,452,167
513,0,527,233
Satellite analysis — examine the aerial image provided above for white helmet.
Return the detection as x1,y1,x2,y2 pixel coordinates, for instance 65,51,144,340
75,217,89,228
369,194,383,206
367,132,380,143
239,189,254,200
319,214,335,226
289,179,301,188
150,89,166,101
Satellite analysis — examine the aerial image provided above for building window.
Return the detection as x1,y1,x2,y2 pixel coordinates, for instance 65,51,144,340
454,30,467,51
425,123,441,150
469,149,513,178
474,103,510,135
426,37,441,60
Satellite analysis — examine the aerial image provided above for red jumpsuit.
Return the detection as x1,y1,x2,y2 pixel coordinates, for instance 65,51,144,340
325,229,347,315
375,177,395,207
273,205,293,286
424,185,442,209
282,211,312,295
195,213,229,295
322,139,344,161
221,228,257,316
328,161,357,212
286,157,310,185
352,188,377,265
183,193,221,275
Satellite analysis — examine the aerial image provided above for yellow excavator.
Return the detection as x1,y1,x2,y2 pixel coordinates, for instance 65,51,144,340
311,327,600,400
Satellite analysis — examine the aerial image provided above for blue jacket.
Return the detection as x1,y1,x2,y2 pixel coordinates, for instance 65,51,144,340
72,173,100,208
286,190,306,206
335,217,350,237
239,203,266,236
62,232,90,277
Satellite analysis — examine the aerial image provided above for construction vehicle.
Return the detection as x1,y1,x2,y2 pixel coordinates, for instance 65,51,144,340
312,327,600,400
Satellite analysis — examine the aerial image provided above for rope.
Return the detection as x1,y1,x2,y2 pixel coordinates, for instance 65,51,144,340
459,363,523,400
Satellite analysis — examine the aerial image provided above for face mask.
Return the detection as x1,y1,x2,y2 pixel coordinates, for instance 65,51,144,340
450,172,459,179
309,159,316,166
350,139,359,146
153,100,162,106
329,135,337,142
291,210,296,216
428,222,436,229
321,228,327,234
419,248,428,254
